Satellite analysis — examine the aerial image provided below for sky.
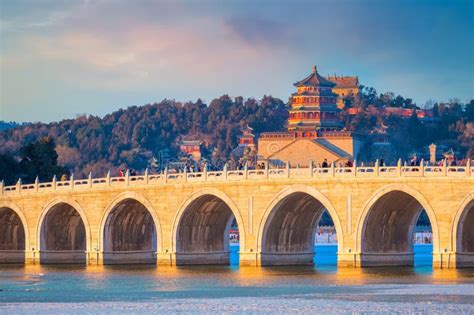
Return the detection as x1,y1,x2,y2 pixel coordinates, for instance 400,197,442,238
0,0,473,123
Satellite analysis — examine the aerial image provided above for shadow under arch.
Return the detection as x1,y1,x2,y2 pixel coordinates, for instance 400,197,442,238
355,184,440,267
171,188,246,265
99,192,162,264
257,185,344,266
451,192,474,268
0,202,29,263
37,197,91,264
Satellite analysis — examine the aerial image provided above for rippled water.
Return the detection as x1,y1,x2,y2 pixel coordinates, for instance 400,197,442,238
0,245,473,314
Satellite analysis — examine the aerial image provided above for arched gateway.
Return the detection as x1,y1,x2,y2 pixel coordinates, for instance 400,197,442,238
356,185,439,267
37,199,89,264
101,194,160,264
257,185,343,266
172,189,245,265
452,193,474,268
0,204,27,263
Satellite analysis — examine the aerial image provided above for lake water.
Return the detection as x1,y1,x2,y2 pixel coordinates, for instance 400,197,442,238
0,244,473,314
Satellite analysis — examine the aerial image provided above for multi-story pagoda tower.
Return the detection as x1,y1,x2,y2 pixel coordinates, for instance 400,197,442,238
288,65,343,132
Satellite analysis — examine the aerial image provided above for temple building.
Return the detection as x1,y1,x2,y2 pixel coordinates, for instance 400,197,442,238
288,65,343,132
256,65,364,167
231,125,257,159
179,140,202,162
326,75,359,108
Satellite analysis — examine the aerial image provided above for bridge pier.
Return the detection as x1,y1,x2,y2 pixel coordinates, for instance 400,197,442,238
39,250,86,264
239,252,260,266
454,253,474,268
433,252,474,269
102,251,157,265
25,251,39,265
240,252,316,267
358,252,415,267
87,250,103,265
337,252,360,267
157,252,231,266
259,252,314,266
175,252,230,265
0,250,25,264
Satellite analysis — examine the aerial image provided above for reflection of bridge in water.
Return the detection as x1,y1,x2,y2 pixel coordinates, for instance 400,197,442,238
0,162,473,268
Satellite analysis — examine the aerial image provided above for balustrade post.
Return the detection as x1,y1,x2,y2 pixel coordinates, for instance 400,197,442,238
374,159,379,176
397,159,402,176
183,166,187,183
0,180,3,195
52,175,57,190
106,170,111,186
125,170,130,185
467,159,471,176
420,159,425,176
265,160,269,178
309,160,314,177
16,178,21,194
70,173,74,190
443,159,447,176
34,176,39,192
244,163,248,179
144,168,149,184
203,164,207,181
88,172,93,188
223,163,228,180
164,167,168,183
286,161,290,178
330,162,335,177
353,160,357,177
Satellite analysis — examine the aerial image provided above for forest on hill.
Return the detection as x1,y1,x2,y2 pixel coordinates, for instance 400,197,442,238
0,96,287,183
0,88,473,185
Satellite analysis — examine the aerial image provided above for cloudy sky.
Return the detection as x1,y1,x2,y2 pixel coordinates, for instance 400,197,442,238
1,0,473,122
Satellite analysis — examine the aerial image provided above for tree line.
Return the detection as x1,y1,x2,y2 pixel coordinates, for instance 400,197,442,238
0,90,473,185
0,95,287,184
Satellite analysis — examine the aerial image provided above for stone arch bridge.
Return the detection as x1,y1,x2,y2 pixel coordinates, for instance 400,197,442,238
0,162,473,268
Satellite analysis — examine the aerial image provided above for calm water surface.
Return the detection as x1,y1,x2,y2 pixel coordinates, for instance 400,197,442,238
0,245,473,314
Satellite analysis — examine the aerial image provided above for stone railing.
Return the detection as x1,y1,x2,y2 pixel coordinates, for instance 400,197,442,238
0,160,472,196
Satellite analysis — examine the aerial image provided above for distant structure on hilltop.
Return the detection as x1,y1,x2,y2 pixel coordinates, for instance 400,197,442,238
231,125,257,158
326,74,359,108
179,140,202,162
347,106,434,121
233,65,365,167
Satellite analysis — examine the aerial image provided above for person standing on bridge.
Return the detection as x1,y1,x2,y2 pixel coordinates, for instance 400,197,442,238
322,159,329,168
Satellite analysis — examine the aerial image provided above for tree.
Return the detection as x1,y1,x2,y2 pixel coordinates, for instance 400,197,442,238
18,137,69,182
406,111,426,148
465,100,474,122
0,154,20,185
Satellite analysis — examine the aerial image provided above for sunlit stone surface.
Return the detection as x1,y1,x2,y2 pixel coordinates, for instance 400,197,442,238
0,165,472,268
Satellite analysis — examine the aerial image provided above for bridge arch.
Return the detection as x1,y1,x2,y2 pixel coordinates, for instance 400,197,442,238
0,202,29,263
451,192,474,267
356,184,439,266
100,192,162,264
257,185,343,266
37,197,91,264
172,188,245,265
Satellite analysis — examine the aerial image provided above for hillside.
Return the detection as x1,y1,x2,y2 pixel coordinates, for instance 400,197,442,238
0,88,473,184
0,95,287,179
